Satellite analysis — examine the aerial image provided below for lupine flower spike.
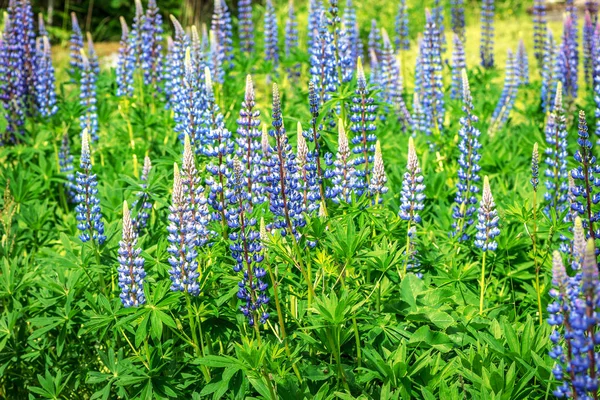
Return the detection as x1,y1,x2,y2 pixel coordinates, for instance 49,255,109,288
533,0,547,64
541,30,556,112
326,122,355,202
451,34,466,100
451,0,466,44
480,0,495,68
516,39,529,86
558,15,578,99
59,133,77,202
584,10,595,87
34,36,57,117
141,0,164,89
79,51,99,142
116,17,134,97
238,0,254,54
211,0,234,70
118,201,146,308
489,49,518,136
69,13,84,79
296,122,321,215
419,10,445,136
395,0,410,51
285,0,300,80
86,32,100,75
476,176,500,314
264,0,280,70
368,141,388,204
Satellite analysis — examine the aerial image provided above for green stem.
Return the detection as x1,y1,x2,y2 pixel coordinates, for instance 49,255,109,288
480,251,487,314
403,220,412,277
532,190,543,326
352,317,362,368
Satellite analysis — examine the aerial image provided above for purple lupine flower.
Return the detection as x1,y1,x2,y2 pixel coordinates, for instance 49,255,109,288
395,0,410,51
571,110,600,239
368,141,387,203
79,52,98,142
379,30,410,129
584,11,595,87
489,49,518,135
264,0,280,70
516,39,529,86
350,58,377,197
452,70,482,241
173,49,204,147
285,0,300,80
265,83,305,239
309,10,339,108
296,123,321,214
306,81,327,201
451,34,466,100
400,137,425,272
118,201,146,308
225,158,269,326
594,35,600,143
541,30,557,113
128,0,145,70
474,176,500,251
419,10,445,135
182,134,211,245
211,0,234,70
558,14,579,99
544,85,569,217
34,36,57,117
141,0,163,89
75,131,105,245
308,0,324,50
58,132,77,202
116,17,134,97
480,0,495,68
69,13,84,78
238,0,255,54
236,75,263,205
343,0,362,67
432,0,446,53
132,156,153,234
326,123,355,202
451,0,465,44
533,0,547,64
167,163,200,295
0,14,25,144
164,16,189,109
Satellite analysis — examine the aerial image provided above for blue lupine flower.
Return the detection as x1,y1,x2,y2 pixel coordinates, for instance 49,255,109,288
413,37,424,112
132,156,153,234
541,30,556,113
326,123,355,202
116,17,134,97
296,123,321,214
451,0,466,44
584,11,595,87
173,49,204,147
305,81,327,200
118,201,146,308
379,30,410,129
75,131,105,245
432,0,446,53
59,132,77,202
211,0,234,70
571,110,600,239
79,52,99,142
34,36,57,117
594,40,600,143
164,16,189,109
225,158,269,326
264,0,280,70
368,141,387,203
474,176,500,251
452,70,482,241
38,13,47,37
516,39,529,86
182,134,211,245
544,85,569,217
350,58,377,196
167,163,200,295
141,0,163,88
531,143,540,191
128,0,145,70
480,0,495,68
309,10,340,108
266,83,305,239
419,10,445,135
308,0,324,50
236,75,263,205
238,0,255,54
451,34,466,100
395,0,410,51
86,32,100,76
558,15,579,99
533,0,547,64
343,0,362,67
489,49,518,135
368,19,382,73
208,28,226,84
69,13,84,79
284,0,300,80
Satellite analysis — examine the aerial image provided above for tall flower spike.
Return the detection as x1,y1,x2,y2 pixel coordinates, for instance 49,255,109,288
419,9,445,136
34,36,58,117
141,0,164,88
0,12,25,144
264,0,280,70
167,163,200,295
238,0,254,54
489,49,518,136
129,0,145,69
326,121,355,202
38,13,47,37
584,10,595,87
451,34,466,100
379,29,409,129
480,0,495,68
182,134,211,245
297,122,321,214
531,142,539,191
59,132,77,202
343,0,362,67
86,32,100,75
118,201,146,308
132,156,153,234
116,17,134,97
164,15,190,109
308,0,324,50
395,0,410,51
432,0,446,53
211,0,234,70
558,14,579,99
533,0,547,64
541,30,556,113
516,39,529,86
451,0,466,44
452,70,482,241
75,130,105,245
475,176,500,251
368,141,387,203
285,0,300,80
79,51,99,142
69,13,84,79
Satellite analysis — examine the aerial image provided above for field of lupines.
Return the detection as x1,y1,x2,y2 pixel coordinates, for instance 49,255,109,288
5,0,600,398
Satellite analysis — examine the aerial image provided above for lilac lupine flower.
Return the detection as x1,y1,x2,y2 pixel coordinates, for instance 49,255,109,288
480,0,495,68
34,36,57,117
400,137,425,272
571,110,600,239
489,49,518,135
225,158,269,326
285,0,300,80
308,0,324,50
116,17,134,97
0,14,25,144
128,0,145,69
584,11,595,87
419,10,445,135
432,0,446,53
474,176,500,251
395,0,410,52
516,39,529,86
368,141,387,203
236,75,263,204
167,163,200,295
141,0,163,88
79,52,99,142
343,0,361,67
533,0,547,64
238,0,254,54
58,132,77,202
544,85,569,217
118,201,146,308
452,70,482,241
350,58,377,196
558,15,579,99
266,84,305,239
164,16,189,109
75,131,105,245
211,0,234,70
326,122,355,202
451,34,466,100
296,123,321,214
451,0,466,44
132,156,153,234
541,30,557,113
264,0,280,70
182,134,211,245
69,13,84,78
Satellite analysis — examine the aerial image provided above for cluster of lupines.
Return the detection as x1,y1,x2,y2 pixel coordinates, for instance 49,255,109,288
544,85,569,217
451,0,466,44
132,156,153,234
480,0,495,68
533,0,547,64
558,15,579,100
118,201,146,308
75,131,105,245
79,52,99,142
395,0,410,51
264,0,280,70
211,0,234,71
548,235,600,399
238,0,254,54
451,34,466,100
516,39,529,86
452,70,482,242
489,49,518,136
